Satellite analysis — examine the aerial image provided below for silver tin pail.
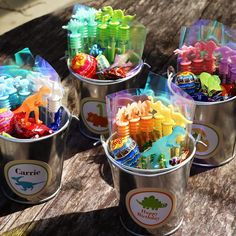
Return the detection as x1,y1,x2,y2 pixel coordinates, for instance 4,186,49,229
0,106,70,204
168,75,236,167
68,62,145,140
102,134,196,236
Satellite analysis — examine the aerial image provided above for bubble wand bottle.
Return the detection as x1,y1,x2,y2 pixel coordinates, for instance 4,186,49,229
117,15,135,55
87,8,98,50
18,79,31,104
46,82,63,131
116,107,130,138
5,78,20,109
127,102,140,144
62,19,83,60
97,15,110,58
215,46,232,84
0,84,10,109
204,40,218,74
107,9,124,63
192,42,204,75
174,45,193,72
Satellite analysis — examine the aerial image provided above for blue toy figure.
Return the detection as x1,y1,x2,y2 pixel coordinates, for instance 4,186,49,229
141,126,186,168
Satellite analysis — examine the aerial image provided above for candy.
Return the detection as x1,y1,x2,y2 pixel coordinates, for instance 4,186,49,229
71,53,97,78
103,67,127,79
175,71,199,95
110,136,140,167
191,92,209,102
96,54,110,72
13,113,53,139
0,108,14,133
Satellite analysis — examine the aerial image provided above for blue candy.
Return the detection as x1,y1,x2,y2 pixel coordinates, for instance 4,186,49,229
175,71,199,95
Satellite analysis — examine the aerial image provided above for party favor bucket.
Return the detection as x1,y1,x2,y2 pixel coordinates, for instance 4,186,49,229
102,134,196,236
68,62,144,140
0,107,70,204
168,76,236,167
191,98,236,166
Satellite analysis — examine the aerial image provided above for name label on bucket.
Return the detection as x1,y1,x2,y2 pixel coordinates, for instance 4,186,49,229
126,188,176,229
80,97,109,134
4,160,52,199
192,123,221,158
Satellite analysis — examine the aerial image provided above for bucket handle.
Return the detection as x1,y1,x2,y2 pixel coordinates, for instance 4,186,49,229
194,133,208,147
101,134,197,177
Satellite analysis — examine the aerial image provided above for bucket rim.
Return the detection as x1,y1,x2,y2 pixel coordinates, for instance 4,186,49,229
168,74,236,106
101,133,196,177
67,60,144,86
0,106,71,143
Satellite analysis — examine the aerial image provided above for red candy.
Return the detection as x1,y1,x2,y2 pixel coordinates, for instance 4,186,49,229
103,67,128,79
221,84,236,96
13,113,53,139
71,53,97,78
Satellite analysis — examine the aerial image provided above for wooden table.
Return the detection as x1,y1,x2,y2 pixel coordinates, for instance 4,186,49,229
1,1,236,235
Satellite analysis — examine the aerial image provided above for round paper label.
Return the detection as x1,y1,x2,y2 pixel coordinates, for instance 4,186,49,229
4,160,52,199
192,123,221,158
80,97,109,134
126,188,176,229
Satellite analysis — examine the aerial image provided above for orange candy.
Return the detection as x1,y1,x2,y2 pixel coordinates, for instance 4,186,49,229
71,53,97,78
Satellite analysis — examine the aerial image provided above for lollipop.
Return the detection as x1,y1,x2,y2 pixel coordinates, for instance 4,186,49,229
110,136,140,167
71,53,97,78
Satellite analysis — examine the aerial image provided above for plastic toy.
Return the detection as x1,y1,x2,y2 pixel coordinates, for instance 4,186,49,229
141,126,186,168
13,86,51,125
204,40,218,74
117,15,135,54
174,45,194,72
62,19,83,59
199,72,222,96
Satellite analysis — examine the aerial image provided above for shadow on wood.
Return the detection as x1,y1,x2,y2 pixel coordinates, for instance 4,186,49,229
3,207,129,236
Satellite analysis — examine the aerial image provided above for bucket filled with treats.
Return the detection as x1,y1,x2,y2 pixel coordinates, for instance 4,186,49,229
0,49,70,204
102,74,197,235
170,20,236,167
64,5,147,140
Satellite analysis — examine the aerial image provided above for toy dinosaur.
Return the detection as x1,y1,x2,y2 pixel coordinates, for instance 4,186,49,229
149,97,192,127
14,86,51,125
137,195,167,210
12,176,45,191
168,106,192,127
141,126,186,168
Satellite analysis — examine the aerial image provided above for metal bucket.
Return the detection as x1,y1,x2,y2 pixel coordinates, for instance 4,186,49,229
102,134,196,235
68,62,145,140
168,75,236,167
191,98,236,167
0,107,70,204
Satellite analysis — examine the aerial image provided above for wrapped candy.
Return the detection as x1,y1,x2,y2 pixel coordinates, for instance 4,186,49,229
71,53,97,78
103,67,128,79
0,108,14,134
110,136,141,167
96,54,110,72
13,113,53,139
175,71,200,95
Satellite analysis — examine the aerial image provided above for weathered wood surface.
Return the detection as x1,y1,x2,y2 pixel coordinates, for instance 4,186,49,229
0,0,236,235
